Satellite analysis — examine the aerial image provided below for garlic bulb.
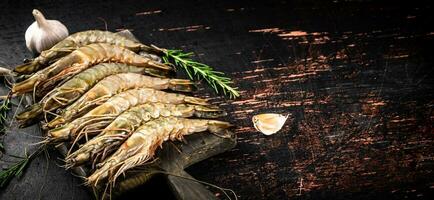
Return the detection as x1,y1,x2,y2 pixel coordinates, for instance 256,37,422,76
252,113,289,135
25,9,68,54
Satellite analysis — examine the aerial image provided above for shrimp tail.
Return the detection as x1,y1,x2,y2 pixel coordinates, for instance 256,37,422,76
193,106,227,118
208,121,233,133
168,79,196,92
144,60,173,71
16,103,43,127
13,60,41,75
184,97,209,106
145,68,171,78
139,44,164,55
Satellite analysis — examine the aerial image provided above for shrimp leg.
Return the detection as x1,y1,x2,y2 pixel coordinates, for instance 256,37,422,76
65,103,226,167
86,117,232,187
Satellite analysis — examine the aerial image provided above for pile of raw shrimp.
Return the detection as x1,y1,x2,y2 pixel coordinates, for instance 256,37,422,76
11,30,231,190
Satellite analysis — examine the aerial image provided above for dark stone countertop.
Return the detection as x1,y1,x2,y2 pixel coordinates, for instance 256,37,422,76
0,0,433,199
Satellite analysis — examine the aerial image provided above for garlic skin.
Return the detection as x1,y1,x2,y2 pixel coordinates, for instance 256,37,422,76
252,113,289,135
25,9,68,54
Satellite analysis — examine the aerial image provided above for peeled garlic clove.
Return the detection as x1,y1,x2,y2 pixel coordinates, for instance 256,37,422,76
252,113,288,135
25,9,69,54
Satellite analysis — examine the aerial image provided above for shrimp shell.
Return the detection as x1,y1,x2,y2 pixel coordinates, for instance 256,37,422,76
14,30,157,74
47,88,209,143
12,43,172,95
15,63,169,127
46,73,194,128
86,117,232,187
65,103,227,167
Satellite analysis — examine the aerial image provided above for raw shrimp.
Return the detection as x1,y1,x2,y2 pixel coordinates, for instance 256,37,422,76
46,73,195,128
86,117,232,187
65,103,227,167
12,43,172,95
47,88,209,144
16,63,169,127
14,30,159,74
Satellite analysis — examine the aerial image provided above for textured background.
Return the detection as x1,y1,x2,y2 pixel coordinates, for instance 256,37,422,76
0,0,433,199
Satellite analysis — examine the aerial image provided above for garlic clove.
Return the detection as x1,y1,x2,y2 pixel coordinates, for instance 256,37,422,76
252,113,289,135
25,9,69,54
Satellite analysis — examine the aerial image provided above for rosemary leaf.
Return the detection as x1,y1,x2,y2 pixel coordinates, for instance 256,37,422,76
0,155,29,187
162,49,240,98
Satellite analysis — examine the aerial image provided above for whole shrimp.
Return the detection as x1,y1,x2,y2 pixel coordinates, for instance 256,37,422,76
86,117,232,187
12,43,172,95
14,30,159,74
47,88,209,144
65,103,227,168
16,63,169,127
46,73,195,128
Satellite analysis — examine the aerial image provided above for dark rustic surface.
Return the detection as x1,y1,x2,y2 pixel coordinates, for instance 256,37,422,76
0,0,433,199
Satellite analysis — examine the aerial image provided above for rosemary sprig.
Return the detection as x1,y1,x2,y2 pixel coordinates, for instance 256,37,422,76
0,152,29,187
162,49,239,98
0,146,44,188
